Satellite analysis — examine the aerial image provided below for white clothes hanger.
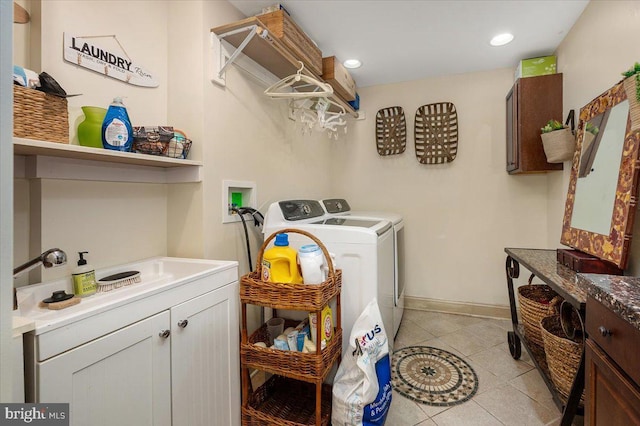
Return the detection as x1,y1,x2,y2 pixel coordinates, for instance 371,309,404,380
288,94,348,139
265,62,334,99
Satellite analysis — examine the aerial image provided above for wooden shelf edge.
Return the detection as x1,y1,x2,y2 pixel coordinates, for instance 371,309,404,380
13,138,202,183
14,137,202,168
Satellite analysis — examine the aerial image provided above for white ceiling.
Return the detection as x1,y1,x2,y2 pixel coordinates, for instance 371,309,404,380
228,0,590,88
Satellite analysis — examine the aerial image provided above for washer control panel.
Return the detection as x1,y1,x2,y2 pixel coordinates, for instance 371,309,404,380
323,198,351,214
279,200,325,221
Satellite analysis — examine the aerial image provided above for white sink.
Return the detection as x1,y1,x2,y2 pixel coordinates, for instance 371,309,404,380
15,256,237,332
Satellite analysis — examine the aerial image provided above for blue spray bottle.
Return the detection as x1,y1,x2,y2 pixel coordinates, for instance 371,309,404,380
102,97,133,151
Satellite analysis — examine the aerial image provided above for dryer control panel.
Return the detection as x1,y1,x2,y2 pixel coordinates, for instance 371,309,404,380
279,200,325,221
323,198,351,214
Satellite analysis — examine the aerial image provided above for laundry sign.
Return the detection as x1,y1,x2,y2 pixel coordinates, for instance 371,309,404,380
63,33,158,87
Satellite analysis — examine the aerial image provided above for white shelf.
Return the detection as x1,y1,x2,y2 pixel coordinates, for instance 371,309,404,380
13,138,202,183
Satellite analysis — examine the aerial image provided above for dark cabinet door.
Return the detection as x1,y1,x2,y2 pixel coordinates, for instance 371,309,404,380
586,339,640,425
506,74,564,174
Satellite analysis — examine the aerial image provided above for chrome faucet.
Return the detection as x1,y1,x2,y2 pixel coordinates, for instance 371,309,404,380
13,248,67,310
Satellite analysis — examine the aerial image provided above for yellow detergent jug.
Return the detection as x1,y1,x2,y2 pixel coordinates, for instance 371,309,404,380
262,233,303,284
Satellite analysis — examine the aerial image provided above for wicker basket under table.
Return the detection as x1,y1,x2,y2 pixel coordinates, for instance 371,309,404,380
517,275,562,347
540,314,585,405
240,228,342,426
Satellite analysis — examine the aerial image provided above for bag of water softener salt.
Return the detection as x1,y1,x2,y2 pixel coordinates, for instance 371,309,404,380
332,298,392,426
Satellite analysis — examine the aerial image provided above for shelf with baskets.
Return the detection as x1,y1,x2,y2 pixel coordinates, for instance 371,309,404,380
504,248,586,426
240,228,342,426
13,137,202,183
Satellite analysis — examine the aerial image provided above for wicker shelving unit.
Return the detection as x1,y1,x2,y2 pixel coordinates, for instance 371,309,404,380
240,229,342,426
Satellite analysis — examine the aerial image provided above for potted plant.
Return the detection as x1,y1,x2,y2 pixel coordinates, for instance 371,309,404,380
540,119,575,163
622,62,640,131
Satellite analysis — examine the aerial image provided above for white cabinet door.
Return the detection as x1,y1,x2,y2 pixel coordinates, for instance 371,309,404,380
38,311,171,426
170,282,240,426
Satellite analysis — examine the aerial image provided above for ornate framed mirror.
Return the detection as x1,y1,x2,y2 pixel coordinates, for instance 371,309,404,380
561,80,640,268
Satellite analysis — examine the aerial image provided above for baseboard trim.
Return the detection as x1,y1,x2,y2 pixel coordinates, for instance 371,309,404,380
404,296,511,320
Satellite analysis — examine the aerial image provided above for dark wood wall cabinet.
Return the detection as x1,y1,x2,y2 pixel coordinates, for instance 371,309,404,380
586,296,640,425
506,74,564,174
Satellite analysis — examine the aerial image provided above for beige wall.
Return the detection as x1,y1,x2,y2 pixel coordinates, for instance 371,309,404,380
332,68,551,307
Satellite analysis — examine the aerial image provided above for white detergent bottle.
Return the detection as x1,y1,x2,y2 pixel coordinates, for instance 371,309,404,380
102,97,133,151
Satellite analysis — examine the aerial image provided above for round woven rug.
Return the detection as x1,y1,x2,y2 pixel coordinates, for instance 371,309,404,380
392,346,479,407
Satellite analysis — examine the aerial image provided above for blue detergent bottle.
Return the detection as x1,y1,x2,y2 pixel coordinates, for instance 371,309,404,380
102,97,133,151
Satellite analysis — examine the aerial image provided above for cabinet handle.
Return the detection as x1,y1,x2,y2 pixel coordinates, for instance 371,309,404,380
598,326,612,337
178,319,189,328
159,329,171,338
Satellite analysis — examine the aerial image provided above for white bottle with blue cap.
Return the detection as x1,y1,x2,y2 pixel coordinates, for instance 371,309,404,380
298,244,325,284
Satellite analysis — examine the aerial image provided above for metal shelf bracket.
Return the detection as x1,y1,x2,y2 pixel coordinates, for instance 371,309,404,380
212,25,268,85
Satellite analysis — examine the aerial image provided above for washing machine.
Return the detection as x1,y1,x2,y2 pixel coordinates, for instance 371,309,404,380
321,199,405,338
263,200,395,355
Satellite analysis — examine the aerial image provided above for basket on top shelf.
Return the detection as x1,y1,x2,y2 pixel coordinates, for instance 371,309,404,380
13,85,69,144
517,275,563,347
132,126,192,159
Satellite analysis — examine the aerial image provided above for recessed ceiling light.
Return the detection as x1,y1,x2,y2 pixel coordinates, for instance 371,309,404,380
490,33,514,47
343,59,362,69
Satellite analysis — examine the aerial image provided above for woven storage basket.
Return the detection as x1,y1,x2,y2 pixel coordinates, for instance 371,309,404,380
517,277,562,347
242,320,342,381
240,228,342,311
623,75,640,132
13,85,69,143
541,128,575,163
243,375,332,425
540,314,585,403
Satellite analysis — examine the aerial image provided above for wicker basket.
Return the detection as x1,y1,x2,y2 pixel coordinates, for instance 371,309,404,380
243,375,332,425
623,75,640,132
541,128,575,163
242,321,342,382
132,127,192,159
240,228,342,311
13,85,69,143
517,278,562,347
540,314,585,403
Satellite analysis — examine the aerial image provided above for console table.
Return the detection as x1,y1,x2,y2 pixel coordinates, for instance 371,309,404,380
505,248,588,426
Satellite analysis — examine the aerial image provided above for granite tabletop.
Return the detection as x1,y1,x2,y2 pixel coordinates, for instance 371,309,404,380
505,248,640,332
505,248,588,306
577,273,640,331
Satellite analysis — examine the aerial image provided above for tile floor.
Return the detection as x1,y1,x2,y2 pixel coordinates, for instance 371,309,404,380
387,309,582,426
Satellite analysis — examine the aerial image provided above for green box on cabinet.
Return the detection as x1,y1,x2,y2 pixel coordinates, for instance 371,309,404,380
515,56,557,79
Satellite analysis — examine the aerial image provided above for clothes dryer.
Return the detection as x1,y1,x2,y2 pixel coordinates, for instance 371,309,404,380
321,199,405,338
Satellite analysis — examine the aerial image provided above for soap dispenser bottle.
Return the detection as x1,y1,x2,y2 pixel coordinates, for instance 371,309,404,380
102,97,133,152
72,251,97,297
